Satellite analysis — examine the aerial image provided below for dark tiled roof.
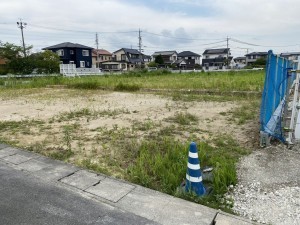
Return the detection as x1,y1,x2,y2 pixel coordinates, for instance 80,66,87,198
178,51,200,57
245,52,268,56
203,48,229,55
173,59,186,64
280,52,300,56
234,57,246,60
43,42,93,50
152,51,177,56
123,48,141,55
114,48,149,64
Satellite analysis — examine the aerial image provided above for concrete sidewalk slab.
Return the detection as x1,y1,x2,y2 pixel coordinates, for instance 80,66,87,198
154,197,217,225
86,178,135,203
3,154,32,165
0,143,9,150
0,147,19,158
214,212,257,225
60,170,105,190
17,159,50,172
117,186,171,220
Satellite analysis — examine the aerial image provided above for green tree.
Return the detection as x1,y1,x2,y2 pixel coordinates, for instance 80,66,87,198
0,41,33,74
0,41,59,74
34,50,60,74
9,57,35,74
147,61,157,67
155,54,164,64
253,58,266,67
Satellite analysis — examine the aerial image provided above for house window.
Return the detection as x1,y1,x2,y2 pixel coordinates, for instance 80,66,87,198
69,61,74,64
80,61,85,67
70,50,74,55
57,49,64,56
82,50,89,56
121,54,126,61
122,64,126,69
112,65,118,69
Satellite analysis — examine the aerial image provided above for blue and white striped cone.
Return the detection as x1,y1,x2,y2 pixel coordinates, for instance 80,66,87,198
185,142,206,196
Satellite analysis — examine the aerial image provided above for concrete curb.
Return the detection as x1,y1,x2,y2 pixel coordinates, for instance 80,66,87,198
0,144,258,225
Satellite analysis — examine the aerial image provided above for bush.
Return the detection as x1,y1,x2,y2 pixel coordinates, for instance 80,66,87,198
114,82,140,92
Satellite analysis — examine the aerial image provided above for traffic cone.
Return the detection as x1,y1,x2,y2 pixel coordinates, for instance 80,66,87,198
185,142,206,196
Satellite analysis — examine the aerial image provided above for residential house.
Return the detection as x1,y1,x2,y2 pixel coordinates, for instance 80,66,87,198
152,51,178,66
202,48,231,70
177,51,201,69
233,56,246,69
43,42,93,68
92,49,112,67
245,52,268,66
280,52,300,62
101,48,149,71
172,59,187,70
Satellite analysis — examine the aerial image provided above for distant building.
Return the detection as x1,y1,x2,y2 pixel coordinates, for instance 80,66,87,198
177,51,201,69
43,42,93,68
101,48,150,71
202,48,231,70
280,52,300,62
92,49,112,67
152,51,178,65
245,52,268,66
233,57,246,69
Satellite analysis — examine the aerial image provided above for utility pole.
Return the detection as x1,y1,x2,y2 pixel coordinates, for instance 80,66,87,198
95,33,99,68
138,28,143,68
17,19,27,57
226,36,229,68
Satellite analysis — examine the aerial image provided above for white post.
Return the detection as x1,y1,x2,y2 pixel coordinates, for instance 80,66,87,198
286,58,300,144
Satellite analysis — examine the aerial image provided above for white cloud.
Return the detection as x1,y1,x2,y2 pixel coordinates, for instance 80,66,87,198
0,0,300,56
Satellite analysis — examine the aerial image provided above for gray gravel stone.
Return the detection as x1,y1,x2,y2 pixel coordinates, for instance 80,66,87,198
227,144,300,225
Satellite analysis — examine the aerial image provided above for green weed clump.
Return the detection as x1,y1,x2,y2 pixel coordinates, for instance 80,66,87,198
229,100,260,124
167,112,198,125
48,149,74,161
114,82,140,92
127,136,249,210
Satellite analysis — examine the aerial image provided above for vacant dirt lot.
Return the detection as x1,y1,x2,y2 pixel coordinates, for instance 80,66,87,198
0,88,252,175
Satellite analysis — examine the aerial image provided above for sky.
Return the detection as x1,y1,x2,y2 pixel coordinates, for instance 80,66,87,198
1,0,300,57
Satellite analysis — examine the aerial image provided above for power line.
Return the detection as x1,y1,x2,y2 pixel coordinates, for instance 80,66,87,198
28,23,138,34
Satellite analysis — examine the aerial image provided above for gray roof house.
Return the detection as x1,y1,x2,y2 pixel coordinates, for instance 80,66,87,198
43,42,93,68
245,52,268,66
280,52,300,61
202,48,232,70
177,51,201,69
101,48,150,71
152,51,178,64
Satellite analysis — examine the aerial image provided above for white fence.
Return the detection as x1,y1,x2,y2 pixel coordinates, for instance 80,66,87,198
59,64,103,77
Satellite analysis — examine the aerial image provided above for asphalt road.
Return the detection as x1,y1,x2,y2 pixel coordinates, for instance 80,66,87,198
0,161,157,225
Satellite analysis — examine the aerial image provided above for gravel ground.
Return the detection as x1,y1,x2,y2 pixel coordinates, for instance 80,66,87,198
226,144,300,225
